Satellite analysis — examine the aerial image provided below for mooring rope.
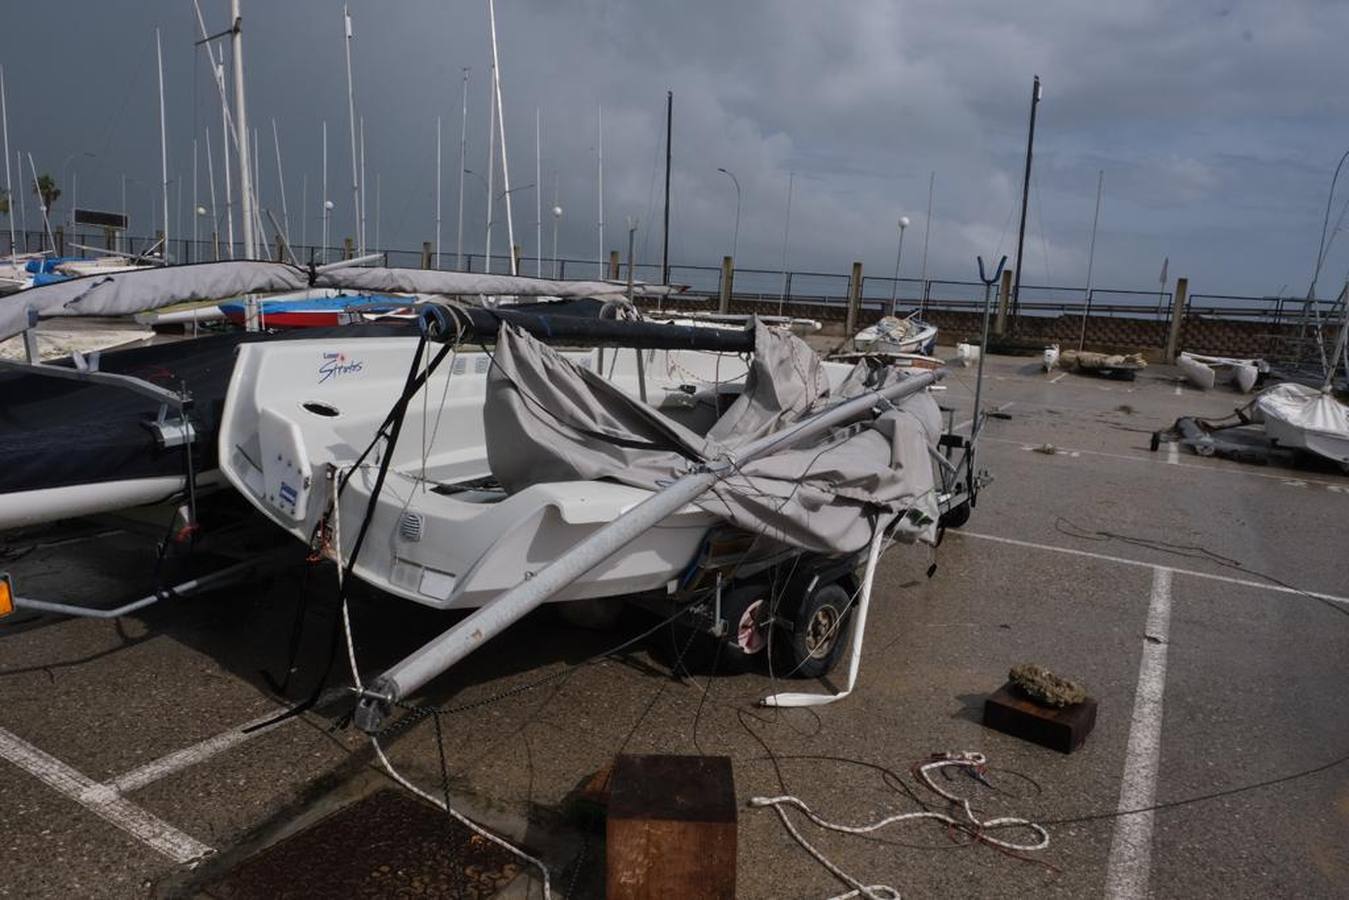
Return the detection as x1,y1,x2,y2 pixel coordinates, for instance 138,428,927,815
750,752,1049,900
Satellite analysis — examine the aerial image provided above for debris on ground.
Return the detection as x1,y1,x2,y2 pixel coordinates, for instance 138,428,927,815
1009,663,1087,707
1033,444,1058,455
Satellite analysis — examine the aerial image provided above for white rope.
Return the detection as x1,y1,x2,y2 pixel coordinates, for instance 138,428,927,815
329,389,552,899
751,752,1049,900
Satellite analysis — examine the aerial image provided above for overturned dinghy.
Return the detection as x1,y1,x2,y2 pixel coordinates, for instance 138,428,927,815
853,314,938,356
219,309,972,729
1250,382,1349,469
1178,352,1264,393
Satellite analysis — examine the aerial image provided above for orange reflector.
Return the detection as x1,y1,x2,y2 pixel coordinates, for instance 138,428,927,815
0,574,12,618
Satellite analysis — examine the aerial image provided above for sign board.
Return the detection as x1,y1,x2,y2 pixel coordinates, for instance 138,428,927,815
74,208,128,230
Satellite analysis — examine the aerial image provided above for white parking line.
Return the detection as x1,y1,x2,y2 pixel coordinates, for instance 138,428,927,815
979,435,1349,490
953,401,1014,434
1051,372,1067,384
1104,567,1173,900
1173,383,1183,396
0,725,213,864
107,694,338,795
1166,441,1179,465
956,531,1349,606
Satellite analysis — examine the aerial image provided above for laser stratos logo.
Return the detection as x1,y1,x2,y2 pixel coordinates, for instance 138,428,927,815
317,351,363,384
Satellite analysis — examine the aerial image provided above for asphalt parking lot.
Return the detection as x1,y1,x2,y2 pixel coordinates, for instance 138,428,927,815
2,350,1347,899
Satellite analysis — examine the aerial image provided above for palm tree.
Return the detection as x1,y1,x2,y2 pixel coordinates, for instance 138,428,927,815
34,174,59,213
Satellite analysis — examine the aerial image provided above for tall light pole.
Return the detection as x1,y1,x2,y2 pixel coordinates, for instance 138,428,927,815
889,216,910,315
551,204,562,278
716,166,740,261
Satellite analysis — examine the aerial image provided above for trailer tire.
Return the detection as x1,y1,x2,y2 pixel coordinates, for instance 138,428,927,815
939,500,971,530
783,581,855,679
716,583,772,671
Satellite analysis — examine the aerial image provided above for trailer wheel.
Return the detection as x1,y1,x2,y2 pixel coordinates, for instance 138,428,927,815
717,583,771,669
939,500,971,530
784,581,855,679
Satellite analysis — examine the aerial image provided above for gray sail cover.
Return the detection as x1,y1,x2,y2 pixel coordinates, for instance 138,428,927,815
484,321,943,555
0,260,672,342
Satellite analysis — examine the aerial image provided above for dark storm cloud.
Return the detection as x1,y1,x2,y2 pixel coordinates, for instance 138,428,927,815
3,0,1348,295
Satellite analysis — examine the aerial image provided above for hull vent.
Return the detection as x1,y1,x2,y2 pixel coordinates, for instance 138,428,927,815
398,511,424,542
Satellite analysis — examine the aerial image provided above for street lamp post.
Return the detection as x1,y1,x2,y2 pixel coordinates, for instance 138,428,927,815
716,167,740,261
889,216,910,316
552,204,562,278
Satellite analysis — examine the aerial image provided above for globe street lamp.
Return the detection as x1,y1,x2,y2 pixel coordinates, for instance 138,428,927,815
716,167,741,262
889,215,910,315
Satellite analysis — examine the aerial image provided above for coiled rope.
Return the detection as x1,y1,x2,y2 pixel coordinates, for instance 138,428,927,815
750,752,1049,900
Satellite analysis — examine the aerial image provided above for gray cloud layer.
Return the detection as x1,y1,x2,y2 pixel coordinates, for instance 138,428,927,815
5,0,1349,296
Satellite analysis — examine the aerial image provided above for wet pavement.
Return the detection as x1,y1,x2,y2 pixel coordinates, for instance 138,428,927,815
2,350,1347,898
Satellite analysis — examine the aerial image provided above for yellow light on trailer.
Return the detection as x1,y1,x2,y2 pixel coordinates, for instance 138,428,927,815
0,574,12,618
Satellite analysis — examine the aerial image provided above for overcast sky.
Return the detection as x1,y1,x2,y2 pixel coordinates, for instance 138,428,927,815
4,0,1349,296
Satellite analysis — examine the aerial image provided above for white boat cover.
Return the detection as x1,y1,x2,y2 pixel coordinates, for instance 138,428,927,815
484,321,943,555
1253,383,1349,440
0,260,669,342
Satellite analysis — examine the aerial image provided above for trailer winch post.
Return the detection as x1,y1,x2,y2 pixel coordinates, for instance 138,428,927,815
352,366,948,732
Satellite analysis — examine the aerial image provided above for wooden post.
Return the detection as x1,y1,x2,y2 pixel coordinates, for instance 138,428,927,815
1165,277,1188,362
343,237,353,260
421,241,433,269
211,231,220,261
844,261,863,337
104,227,115,251
275,234,285,262
994,267,1013,336
513,244,524,274
718,256,734,314
608,250,621,280
55,226,65,256
607,755,736,900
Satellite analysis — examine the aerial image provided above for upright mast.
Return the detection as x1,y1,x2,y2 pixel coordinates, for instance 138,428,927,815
321,120,329,263
486,0,516,273
271,118,290,248
343,5,362,256
662,90,672,284
193,0,235,258
1010,74,1041,326
156,28,170,259
484,64,496,273
0,66,15,262
231,0,255,259
1078,169,1104,350
535,107,541,276
597,104,604,277
359,117,367,252
192,139,199,253
455,68,469,270
204,128,219,258
435,116,442,269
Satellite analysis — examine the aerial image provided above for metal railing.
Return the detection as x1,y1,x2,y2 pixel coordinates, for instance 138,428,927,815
1,228,1336,325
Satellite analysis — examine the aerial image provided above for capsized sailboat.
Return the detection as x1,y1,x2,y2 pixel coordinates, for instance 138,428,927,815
852,313,938,356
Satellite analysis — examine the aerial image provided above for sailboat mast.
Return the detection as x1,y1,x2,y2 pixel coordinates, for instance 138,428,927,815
435,116,442,269
321,120,329,262
456,67,469,270
484,63,496,273
272,118,290,247
487,0,516,274
231,0,255,259
1078,169,1104,350
535,107,541,276
597,104,604,277
1010,74,1041,325
156,28,170,259
205,129,219,258
0,66,15,262
192,139,199,253
359,117,367,252
343,5,362,256
662,90,672,284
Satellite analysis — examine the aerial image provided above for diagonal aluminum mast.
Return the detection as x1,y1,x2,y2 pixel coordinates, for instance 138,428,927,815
343,6,362,256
